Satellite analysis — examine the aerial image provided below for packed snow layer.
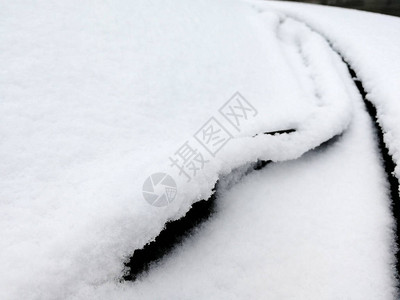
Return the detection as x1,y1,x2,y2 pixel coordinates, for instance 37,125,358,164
0,0,395,299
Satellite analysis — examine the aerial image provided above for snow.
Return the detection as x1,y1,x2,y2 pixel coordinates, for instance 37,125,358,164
73,68,395,299
262,0,400,182
0,0,398,299
70,10,397,299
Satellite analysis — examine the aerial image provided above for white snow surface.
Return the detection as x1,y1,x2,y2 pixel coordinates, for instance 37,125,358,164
71,9,398,300
73,55,395,299
263,0,400,183
0,0,397,299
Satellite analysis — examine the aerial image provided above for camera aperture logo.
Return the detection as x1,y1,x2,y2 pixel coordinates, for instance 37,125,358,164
142,173,177,207
142,92,257,207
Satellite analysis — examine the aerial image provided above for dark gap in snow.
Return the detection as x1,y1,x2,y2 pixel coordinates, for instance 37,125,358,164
122,182,218,281
122,159,272,282
253,128,296,137
345,61,400,280
253,159,272,170
282,0,400,18
263,128,296,135
122,130,297,282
